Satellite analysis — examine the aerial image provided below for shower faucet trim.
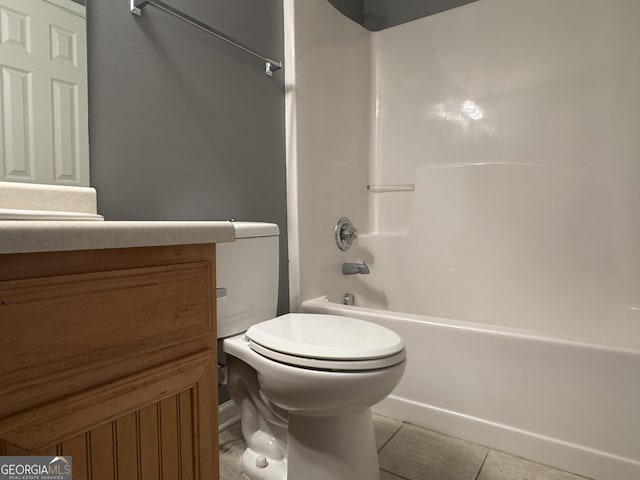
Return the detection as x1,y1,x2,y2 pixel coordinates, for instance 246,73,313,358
335,217,359,251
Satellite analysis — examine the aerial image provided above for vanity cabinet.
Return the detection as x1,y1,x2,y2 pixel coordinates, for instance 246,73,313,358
0,244,219,479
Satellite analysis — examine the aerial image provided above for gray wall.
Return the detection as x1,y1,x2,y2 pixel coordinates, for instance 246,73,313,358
86,0,289,315
365,0,478,30
326,0,364,26
328,0,477,30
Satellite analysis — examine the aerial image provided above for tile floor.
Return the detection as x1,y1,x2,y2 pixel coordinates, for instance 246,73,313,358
219,415,592,480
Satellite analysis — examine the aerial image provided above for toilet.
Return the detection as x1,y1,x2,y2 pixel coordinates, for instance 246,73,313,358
217,222,406,480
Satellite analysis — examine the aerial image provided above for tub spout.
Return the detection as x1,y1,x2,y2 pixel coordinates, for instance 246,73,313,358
342,262,370,275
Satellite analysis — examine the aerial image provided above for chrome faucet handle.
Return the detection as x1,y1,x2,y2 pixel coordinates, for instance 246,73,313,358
335,217,359,251
341,224,358,240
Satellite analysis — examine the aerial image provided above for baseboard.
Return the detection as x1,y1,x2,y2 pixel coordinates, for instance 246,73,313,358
373,395,640,480
218,400,241,432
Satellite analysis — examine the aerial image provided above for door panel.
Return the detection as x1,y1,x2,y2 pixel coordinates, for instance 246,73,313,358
0,0,88,185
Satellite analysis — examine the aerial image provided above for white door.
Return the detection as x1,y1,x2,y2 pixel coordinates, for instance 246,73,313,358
0,0,88,186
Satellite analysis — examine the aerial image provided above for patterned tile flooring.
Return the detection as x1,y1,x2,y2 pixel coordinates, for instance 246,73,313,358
219,415,592,480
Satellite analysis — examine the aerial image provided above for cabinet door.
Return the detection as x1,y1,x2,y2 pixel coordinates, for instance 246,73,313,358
0,244,217,419
0,352,218,480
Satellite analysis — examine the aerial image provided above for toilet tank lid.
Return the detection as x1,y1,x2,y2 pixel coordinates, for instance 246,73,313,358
232,222,279,239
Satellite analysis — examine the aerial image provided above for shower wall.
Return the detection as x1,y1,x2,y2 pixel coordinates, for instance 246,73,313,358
371,0,640,219
365,0,640,342
289,0,640,344
285,0,371,308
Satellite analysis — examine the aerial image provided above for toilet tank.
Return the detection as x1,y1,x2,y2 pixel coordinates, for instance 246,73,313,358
216,222,280,338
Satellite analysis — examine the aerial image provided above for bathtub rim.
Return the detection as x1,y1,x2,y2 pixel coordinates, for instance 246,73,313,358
302,296,640,357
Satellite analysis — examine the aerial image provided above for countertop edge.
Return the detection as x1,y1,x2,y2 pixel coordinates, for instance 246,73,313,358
0,221,235,255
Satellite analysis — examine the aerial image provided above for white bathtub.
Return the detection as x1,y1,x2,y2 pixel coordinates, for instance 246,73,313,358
302,296,640,480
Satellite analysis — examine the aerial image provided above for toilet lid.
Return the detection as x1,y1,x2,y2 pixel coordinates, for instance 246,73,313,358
245,313,405,363
248,340,407,371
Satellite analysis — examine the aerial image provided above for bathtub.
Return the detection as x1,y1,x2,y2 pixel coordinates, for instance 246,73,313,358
302,296,640,480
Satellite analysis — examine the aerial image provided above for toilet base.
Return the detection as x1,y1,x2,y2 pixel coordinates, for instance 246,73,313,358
287,408,380,480
239,408,380,480
241,447,287,480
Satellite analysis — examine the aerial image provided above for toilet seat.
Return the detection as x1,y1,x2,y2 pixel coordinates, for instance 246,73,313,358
245,313,406,371
247,340,406,371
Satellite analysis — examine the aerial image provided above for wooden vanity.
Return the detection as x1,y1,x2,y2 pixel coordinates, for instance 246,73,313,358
0,221,233,480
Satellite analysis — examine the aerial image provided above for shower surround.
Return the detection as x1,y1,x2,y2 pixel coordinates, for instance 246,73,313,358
285,1,640,479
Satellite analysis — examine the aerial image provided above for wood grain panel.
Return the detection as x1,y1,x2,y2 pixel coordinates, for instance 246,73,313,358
0,352,217,479
35,444,58,456
61,433,89,480
138,404,160,480
115,413,138,480
0,244,216,419
0,353,212,450
0,261,212,384
0,244,218,479
89,423,115,480
0,440,28,455
160,397,180,479
0,336,213,420
179,390,195,479
0,244,216,281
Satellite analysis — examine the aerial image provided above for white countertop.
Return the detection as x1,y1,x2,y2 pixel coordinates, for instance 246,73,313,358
0,181,98,214
0,220,235,255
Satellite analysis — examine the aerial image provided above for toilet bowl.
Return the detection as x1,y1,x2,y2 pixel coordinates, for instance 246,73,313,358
217,223,406,480
224,314,406,480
